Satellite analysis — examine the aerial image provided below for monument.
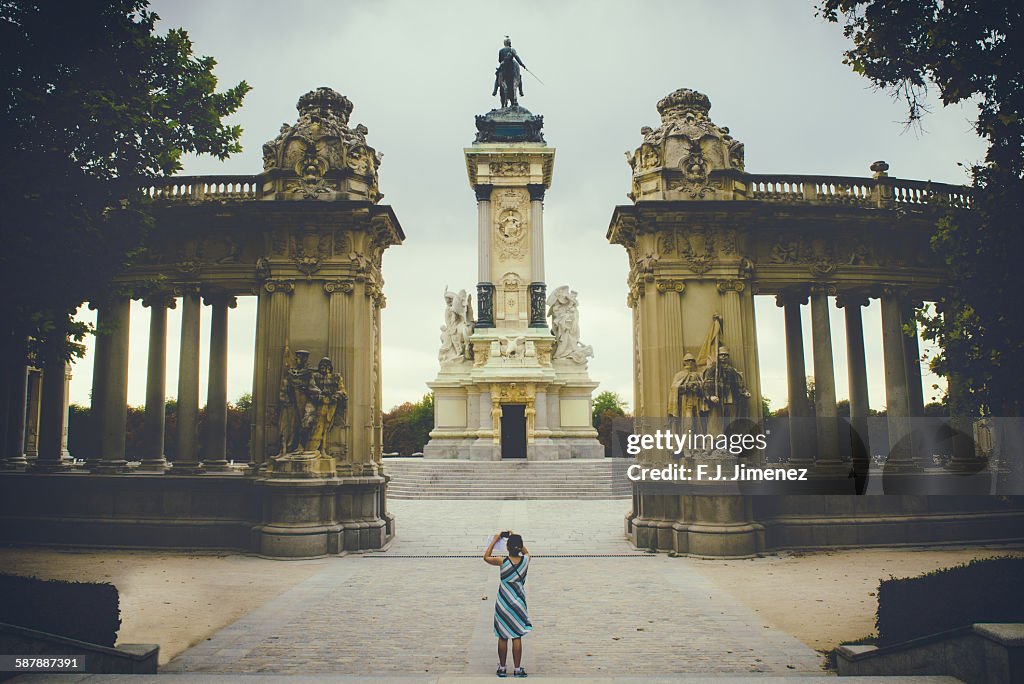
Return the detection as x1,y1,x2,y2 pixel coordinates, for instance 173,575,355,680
423,39,603,460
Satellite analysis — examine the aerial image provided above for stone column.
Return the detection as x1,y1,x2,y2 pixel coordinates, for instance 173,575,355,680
24,368,41,460
2,360,29,469
527,183,547,328
837,293,871,455
174,285,202,473
201,293,236,472
776,289,812,464
809,284,840,465
138,294,175,472
93,294,131,472
61,364,72,458
33,326,72,471
475,184,495,328
902,300,926,417
880,286,915,468
259,280,293,460
717,279,758,418
325,279,354,462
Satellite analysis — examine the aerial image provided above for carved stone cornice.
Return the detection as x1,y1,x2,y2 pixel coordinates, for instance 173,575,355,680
835,291,870,309
141,292,177,310
263,279,295,294
879,284,911,300
809,283,838,297
323,279,355,295
172,283,201,298
775,287,809,308
656,279,685,294
202,294,238,309
716,279,746,294
474,184,493,202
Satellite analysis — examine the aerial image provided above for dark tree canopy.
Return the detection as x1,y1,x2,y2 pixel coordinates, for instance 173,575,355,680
0,0,250,366
820,1,1024,416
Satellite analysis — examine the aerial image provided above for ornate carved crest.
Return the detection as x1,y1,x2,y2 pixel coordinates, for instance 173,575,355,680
489,161,529,176
288,146,334,199
291,230,331,276
494,189,528,260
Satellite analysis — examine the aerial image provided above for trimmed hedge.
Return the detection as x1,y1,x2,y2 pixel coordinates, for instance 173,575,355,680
876,556,1024,646
0,573,120,647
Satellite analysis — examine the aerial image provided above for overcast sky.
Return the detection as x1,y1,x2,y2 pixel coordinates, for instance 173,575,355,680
68,0,985,414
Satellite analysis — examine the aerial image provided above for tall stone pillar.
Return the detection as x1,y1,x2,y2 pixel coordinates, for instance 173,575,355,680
174,285,202,473
61,365,72,458
2,360,29,469
258,280,292,461
527,183,547,327
837,293,871,456
475,184,495,328
717,279,759,419
809,284,840,465
325,279,354,462
93,294,131,472
24,368,41,460
139,294,175,472
902,300,926,417
249,289,267,468
776,289,812,464
880,287,916,469
33,318,73,472
201,293,236,472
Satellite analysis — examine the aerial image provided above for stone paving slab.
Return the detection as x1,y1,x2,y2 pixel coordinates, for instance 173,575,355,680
12,675,964,682
148,500,838,678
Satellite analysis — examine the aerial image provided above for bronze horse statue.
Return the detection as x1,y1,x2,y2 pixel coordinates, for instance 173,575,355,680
492,36,526,108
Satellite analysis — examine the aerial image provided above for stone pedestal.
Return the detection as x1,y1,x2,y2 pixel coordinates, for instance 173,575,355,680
252,475,389,558
425,108,603,460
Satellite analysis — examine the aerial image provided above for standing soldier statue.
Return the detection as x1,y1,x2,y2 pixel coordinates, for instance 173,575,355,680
668,352,708,434
703,346,752,432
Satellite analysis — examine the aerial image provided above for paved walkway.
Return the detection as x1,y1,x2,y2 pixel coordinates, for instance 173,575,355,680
149,500,828,678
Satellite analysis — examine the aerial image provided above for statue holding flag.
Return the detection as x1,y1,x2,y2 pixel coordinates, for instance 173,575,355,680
696,313,751,434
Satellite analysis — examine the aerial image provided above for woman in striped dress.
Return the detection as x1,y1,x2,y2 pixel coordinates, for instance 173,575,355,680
484,531,532,677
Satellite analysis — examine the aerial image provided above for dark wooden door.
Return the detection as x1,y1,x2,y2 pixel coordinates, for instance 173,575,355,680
500,404,527,459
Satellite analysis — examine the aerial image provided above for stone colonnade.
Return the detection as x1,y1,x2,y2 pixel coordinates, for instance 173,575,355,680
775,285,930,467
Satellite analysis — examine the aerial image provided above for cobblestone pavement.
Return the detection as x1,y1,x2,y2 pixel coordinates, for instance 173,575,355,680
162,500,827,677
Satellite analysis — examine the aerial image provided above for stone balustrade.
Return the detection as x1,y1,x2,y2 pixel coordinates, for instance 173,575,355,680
141,171,972,210
738,172,972,208
141,175,261,201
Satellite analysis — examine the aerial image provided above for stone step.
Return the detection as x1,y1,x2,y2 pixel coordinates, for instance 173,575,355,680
383,458,635,500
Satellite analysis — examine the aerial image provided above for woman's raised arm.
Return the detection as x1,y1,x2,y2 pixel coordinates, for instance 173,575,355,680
483,532,504,566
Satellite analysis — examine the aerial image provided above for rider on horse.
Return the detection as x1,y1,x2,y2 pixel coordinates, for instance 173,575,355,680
492,36,526,108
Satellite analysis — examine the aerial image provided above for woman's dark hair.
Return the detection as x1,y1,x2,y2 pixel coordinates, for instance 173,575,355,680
507,533,524,554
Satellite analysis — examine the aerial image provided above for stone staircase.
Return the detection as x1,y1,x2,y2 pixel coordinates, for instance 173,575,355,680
382,458,634,499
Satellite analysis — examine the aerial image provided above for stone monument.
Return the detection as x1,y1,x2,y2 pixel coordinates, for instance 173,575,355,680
423,41,603,460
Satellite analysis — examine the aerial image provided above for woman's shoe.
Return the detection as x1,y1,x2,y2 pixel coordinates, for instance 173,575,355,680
496,665,507,677
514,667,528,677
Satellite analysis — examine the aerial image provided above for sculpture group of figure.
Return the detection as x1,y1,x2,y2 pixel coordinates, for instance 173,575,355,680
547,286,593,364
438,289,475,363
668,345,751,434
278,350,348,455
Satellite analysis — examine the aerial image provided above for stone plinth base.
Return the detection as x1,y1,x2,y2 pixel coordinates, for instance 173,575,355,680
627,489,1024,557
0,470,393,559
267,452,337,478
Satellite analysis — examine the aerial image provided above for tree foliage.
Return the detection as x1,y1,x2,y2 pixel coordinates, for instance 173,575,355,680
382,393,434,456
0,0,249,366
592,390,629,456
819,1,1023,416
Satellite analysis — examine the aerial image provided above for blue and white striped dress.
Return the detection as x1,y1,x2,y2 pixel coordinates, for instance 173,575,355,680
494,555,532,639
